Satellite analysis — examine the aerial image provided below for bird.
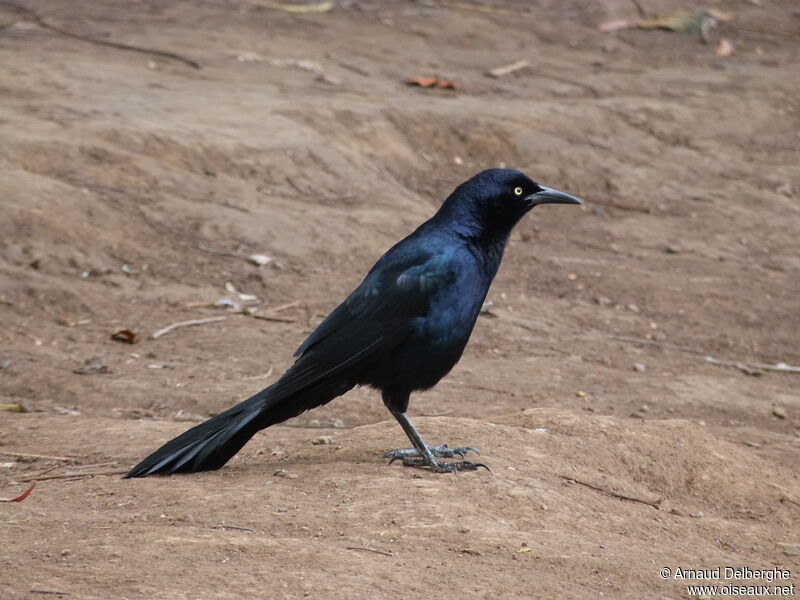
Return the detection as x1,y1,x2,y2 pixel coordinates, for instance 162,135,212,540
126,168,581,477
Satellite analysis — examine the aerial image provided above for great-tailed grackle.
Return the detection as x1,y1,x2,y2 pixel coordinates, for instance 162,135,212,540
126,169,581,477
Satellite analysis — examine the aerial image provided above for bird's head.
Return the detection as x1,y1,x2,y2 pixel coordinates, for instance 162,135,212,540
438,169,582,239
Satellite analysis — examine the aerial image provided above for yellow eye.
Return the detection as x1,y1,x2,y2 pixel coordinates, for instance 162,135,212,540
514,187,523,196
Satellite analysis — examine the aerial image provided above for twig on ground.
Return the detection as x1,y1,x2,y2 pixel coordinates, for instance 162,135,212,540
214,523,255,532
703,356,762,376
768,483,800,508
0,450,77,462
0,0,201,68
749,362,800,374
188,244,245,258
28,465,61,478
607,334,713,355
346,546,394,557
337,61,369,76
706,356,800,375
19,468,129,482
726,24,798,40
113,407,158,418
152,316,226,339
559,475,661,509
420,409,453,416
610,336,800,376
440,0,540,19
488,59,529,78
264,300,301,314
71,462,119,470
251,314,296,323
249,300,302,323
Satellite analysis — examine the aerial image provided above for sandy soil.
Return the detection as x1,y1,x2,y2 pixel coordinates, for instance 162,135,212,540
1,1,799,598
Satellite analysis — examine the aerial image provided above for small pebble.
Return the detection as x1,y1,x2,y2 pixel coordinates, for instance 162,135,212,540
633,363,646,373
771,406,787,420
247,254,273,267
312,436,332,445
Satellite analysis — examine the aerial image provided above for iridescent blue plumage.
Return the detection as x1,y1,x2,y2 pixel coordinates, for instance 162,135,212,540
127,169,581,476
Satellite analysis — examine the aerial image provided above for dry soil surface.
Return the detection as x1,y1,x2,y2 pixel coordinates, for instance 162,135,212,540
1,1,799,599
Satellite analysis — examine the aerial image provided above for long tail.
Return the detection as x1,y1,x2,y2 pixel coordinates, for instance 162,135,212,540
125,376,352,477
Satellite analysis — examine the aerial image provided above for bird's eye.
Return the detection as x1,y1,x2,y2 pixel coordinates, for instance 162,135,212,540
513,187,523,196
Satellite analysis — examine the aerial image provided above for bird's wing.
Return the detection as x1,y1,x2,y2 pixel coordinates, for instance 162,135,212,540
278,247,455,390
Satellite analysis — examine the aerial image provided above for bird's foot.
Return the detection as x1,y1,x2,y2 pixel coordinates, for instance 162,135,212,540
389,456,489,473
384,444,487,472
383,444,479,460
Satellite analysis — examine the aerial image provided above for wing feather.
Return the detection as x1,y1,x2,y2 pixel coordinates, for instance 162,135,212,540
280,244,457,392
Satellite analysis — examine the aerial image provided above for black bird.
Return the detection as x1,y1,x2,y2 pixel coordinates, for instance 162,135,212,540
126,169,581,477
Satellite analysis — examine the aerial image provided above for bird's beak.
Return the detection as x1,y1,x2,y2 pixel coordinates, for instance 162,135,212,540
526,186,583,207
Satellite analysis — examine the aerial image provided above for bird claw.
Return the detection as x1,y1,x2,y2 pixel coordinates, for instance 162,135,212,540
391,456,490,473
383,444,480,460
384,444,488,472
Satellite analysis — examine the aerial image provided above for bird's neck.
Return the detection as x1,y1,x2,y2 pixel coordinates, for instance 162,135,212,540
434,202,514,250
427,211,510,280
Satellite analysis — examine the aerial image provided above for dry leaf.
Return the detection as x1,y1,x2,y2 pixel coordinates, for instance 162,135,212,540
405,76,461,91
716,39,735,57
638,12,708,34
407,76,437,87
111,329,138,344
599,10,728,39
0,482,35,502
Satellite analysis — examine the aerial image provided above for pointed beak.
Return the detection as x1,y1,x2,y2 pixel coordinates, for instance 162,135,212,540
526,186,583,207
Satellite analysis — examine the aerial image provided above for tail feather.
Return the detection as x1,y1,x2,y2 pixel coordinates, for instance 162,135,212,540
125,397,263,477
126,376,355,477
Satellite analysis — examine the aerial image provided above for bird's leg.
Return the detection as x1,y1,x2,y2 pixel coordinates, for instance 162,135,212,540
384,409,487,473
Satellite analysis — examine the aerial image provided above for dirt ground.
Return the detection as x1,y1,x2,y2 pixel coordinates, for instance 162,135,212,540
1,1,799,598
